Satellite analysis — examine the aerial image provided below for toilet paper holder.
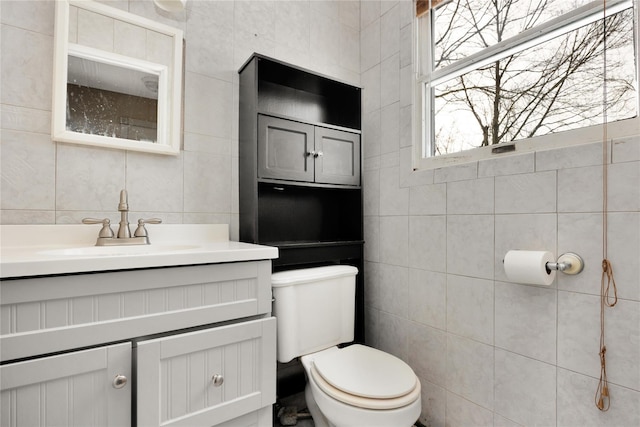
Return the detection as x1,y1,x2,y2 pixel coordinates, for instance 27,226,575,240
545,252,584,275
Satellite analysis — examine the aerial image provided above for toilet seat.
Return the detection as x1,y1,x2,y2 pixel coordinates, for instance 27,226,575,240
309,345,421,410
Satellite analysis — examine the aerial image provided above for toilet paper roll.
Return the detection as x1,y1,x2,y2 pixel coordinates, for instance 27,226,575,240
503,250,556,286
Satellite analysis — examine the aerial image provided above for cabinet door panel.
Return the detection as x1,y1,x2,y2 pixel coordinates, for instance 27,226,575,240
137,317,276,427
315,127,360,186
258,115,314,182
0,343,131,427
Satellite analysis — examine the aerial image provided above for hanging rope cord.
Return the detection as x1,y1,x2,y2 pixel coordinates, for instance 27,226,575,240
595,0,618,412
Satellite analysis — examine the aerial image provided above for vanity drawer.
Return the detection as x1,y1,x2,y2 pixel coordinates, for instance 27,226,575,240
136,317,276,427
0,261,273,361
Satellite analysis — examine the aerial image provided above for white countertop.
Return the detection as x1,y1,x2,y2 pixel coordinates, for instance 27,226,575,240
0,224,278,279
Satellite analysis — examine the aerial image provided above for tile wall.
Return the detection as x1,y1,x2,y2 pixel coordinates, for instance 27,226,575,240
0,0,360,240
2,1,639,426
360,1,640,426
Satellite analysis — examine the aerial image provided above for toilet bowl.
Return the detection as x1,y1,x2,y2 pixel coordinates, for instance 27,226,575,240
271,265,422,427
300,346,421,427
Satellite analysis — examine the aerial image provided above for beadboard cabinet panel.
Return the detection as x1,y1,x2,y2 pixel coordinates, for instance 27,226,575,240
1,261,272,362
0,342,131,427
137,317,276,427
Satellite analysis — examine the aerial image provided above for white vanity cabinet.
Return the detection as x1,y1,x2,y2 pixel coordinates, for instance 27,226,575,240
0,342,131,427
0,259,276,427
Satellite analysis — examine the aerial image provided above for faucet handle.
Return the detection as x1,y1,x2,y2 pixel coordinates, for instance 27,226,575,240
82,218,115,238
134,218,162,238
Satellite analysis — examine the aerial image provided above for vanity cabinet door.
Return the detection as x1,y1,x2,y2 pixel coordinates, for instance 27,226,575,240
258,115,315,182
315,127,360,186
0,342,131,427
136,317,276,427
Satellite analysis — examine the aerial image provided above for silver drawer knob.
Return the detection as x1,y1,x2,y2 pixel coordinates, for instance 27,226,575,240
211,374,224,387
112,374,127,389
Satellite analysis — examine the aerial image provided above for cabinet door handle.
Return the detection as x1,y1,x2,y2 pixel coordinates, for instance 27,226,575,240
112,374,128,389
306,151,315,157
211,374,224,387
315,151,324,157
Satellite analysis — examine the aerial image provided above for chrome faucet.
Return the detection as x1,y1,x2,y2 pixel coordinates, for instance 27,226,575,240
83,189,162,246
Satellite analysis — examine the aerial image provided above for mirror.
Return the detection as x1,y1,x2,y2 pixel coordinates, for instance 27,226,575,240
53,0,183,155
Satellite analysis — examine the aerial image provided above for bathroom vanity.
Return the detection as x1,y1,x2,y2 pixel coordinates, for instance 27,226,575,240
0,224,278,427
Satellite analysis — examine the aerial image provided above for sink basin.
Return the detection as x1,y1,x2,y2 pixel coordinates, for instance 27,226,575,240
39,244,201,257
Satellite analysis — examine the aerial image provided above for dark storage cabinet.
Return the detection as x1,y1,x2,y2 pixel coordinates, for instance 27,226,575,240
239,54,364,345
258,115,360,186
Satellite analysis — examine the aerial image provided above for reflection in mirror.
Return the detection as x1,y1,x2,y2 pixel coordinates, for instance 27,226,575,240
67,55,160,143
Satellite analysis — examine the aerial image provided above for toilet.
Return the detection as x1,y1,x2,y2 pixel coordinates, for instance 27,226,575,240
271,265,421,427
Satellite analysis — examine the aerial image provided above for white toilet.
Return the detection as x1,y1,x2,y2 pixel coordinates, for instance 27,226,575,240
271,265,421,427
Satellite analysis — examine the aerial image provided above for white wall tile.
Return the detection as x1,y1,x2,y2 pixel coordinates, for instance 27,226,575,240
77,9,114,51
114,20,145,58
0,130,55,210
361,64,381,113
360,18,380,72
379,263,408,316
607,212,640,301
409,323,447,386
125,151,183,212
380,166,408,215
558,291,640,391
409,215,446,272
363,109,381,158
183,151,230,214
447,177,494,215
495,171,556,214
380,3,399,60
446,275,494,345
494,349,556,427
495,281,557,363
360,0,380,30
446,334,494,410
183,72,233,139
380,101,400,154
418,380,446,427
537,141,608,171
363,167,380,216
557,368,640,427
612,135,640,163
434,162,478,183
1,1,54,35
1,25,53,111
409,268,446,329
363,216,380,262
380,54,400,108
379,215,409,267
445,392,494,427
364,260,382,311
447,214,494,279
409,183,446,215
478,152,535,178
558,165,602,213
377,311,409,362
56,144,126,211
608,161,640,211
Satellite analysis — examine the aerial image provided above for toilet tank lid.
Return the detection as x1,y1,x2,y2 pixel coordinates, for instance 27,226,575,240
271,265,358,287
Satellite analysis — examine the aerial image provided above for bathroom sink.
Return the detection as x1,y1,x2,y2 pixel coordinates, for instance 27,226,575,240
39,244,200,257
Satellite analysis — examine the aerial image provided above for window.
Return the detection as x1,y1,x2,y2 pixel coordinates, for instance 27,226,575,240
414,0,639,168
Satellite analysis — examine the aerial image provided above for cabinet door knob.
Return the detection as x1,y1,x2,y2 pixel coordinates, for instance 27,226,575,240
315,151,324,157
306,151,315,157
112,374,128,389
211,374,224,387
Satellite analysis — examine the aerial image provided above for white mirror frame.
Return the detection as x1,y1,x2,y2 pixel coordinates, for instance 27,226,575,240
53,0,183,155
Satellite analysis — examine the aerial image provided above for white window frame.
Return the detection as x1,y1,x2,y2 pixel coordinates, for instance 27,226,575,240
412,0,640,171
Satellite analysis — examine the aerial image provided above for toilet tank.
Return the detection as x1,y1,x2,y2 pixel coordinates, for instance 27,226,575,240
271,265,358,363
